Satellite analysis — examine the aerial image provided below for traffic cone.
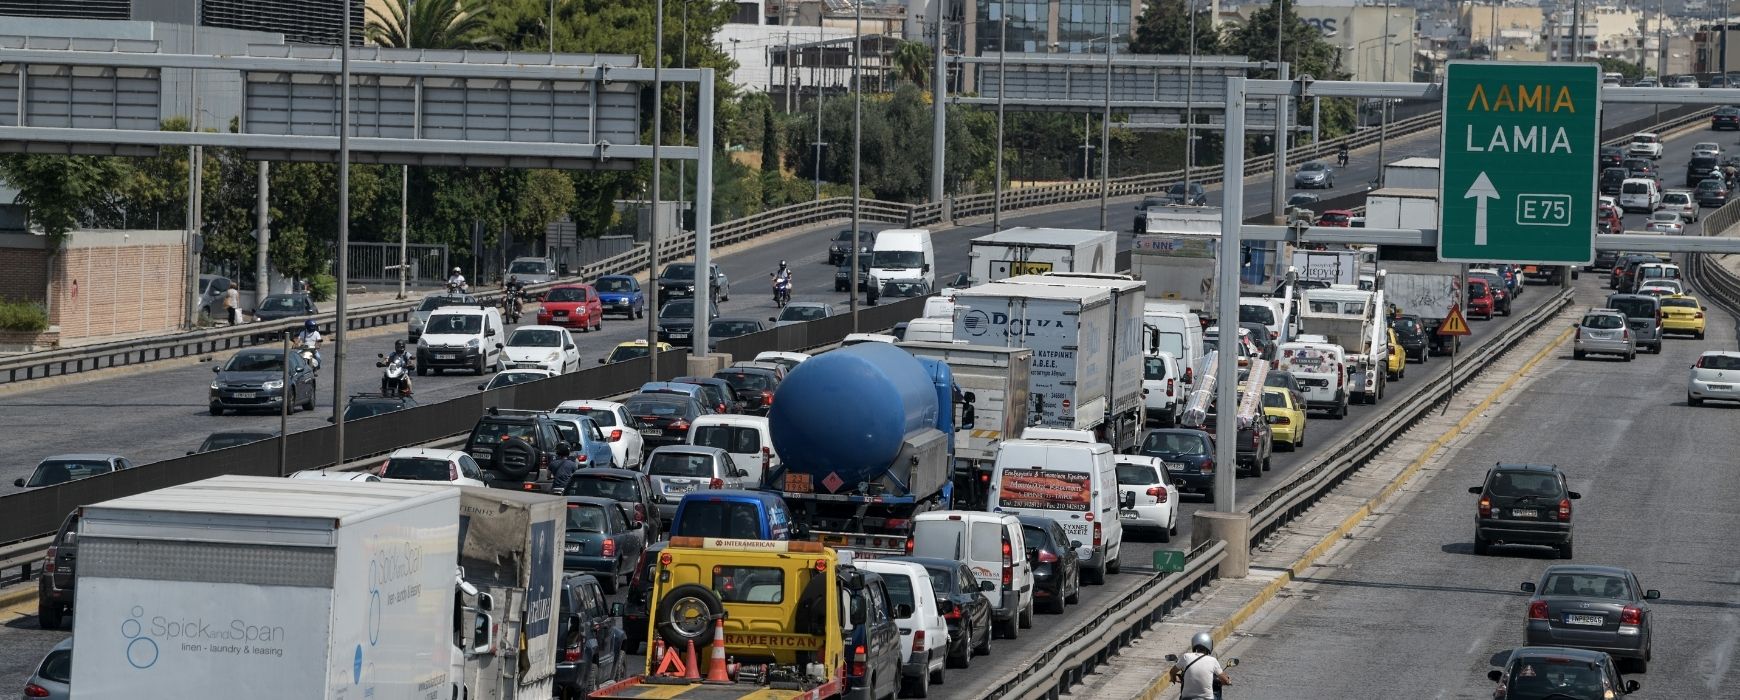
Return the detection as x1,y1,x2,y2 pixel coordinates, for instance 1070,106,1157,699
682,640,702,681
704,618,731,683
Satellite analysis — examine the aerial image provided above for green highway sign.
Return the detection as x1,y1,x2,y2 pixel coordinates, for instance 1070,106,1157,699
1438,61,1601,265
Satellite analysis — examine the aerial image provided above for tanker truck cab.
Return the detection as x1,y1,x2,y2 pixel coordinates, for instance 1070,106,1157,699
869,229,936,288
672,490,795,540
909,511,1033,639
591,536,850,700
989,439,1127,585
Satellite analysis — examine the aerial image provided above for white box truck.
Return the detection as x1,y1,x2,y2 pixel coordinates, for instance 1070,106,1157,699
1382,157,1440,189
1130,205,1221,320
1299,285,1389,405
1292,250,1362,287
454,487,565,700
1363,188,1438,230
954,281,1115,442
1382,261,1463,357
1004,272,1148,451
897,342,1032,509
70,475,460,700
968,227,1117,284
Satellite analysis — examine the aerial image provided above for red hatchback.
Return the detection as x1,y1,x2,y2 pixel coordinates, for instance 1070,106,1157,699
537,284,604,331
1467,279,1496,320
1317,209,1355,227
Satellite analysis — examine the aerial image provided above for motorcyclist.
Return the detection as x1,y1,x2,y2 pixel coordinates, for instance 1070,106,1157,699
447,267,468,293
772,260,793,303
503,275,526,319
377,339,415,395
1336,143,1349,168
296,319,323,371
1169,632,1231,700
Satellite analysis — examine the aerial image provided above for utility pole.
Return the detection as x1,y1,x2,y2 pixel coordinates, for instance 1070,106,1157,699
813,23,827,201
930,5,947,203
647,0,664,382
333,0,353,465
1272,62,1289,226
1185,0,1197,193
398,2,411,300
1570,0,1582,62
993,18,1006,233
679,6,688,227
186,2,203,330
1098,12,1113,231
1376,6,1393,187
850,0,864,330
255,162,270,311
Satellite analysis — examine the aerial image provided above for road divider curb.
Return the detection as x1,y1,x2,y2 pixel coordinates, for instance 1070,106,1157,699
1137,311,1576,699
0,582,35,611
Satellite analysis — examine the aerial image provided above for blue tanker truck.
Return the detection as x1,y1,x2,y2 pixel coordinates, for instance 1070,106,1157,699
762,342,970,555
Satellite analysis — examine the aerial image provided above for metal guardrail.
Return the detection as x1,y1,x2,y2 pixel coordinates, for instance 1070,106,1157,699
1687,196,1740,320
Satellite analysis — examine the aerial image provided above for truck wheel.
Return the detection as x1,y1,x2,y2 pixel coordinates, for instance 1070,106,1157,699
996,612,1019,639
37,602,62,629
655,584,724,651
901,666,929,698
1082,563,1106,585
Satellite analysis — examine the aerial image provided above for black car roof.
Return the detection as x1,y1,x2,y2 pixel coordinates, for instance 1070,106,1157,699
1492,462,1560,473
1505,646,1613,664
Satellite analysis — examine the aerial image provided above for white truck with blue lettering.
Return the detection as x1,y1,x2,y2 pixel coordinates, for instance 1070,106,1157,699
952,277,1145,451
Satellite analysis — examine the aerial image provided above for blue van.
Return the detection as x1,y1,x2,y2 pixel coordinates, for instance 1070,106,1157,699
670,490,793,540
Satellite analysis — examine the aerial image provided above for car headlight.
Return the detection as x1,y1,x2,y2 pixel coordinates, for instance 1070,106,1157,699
210,380,221,390
262,380,284,391
545,352,560,362
468,338,481,349
418,337,430,347
410,317,424,330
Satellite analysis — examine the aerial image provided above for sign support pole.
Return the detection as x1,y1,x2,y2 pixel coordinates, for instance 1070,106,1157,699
1214,76,1246,512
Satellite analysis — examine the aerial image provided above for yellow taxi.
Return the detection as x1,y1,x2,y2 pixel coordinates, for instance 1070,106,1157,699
1659,294,1707,339
603,339,674,365
1260,385,1307,451
1385,327,1406,381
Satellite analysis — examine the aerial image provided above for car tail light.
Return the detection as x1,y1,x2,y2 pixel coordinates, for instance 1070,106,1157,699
1167,378,1175,396
1001,540,1013,585
1250,431,1260,448
1478,496,1492,518
1557,497,1572,522
1697,311,1705,319
912,630,926,654
450,463,459,481
609,429,623,442
1038,549,1058,564
761,390,775,407
24,684,50,698
602,538,617,558
1092,521,1102,550
576,453,588,463
717,403,727,413
1337,371,1345,388
670,420,690,433
1201,459,1213,474
1622,328,1630,340
762,446,772,473
905,538,915,555
1621,605,1642,625
1185,367,1194,384
42,546,56,574
1148,486,1168,503
565,647,583,662
944,606,961,621
710,478,724,490
540,452,551,469
852,645,867,677
1528,600,1549,620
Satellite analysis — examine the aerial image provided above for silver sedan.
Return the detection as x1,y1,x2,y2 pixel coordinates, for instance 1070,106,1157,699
1572,310,1634,361
1520,564,1660,673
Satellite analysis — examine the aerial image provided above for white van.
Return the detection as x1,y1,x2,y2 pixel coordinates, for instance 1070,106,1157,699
910,511,1034,639
1619,178,1662,213
870,229,937,289
1238,296,1290,343
417,305,506,375
901,317,956,343
1143,302,1205,386
1276,339,1349,419
989,439,1126,585
1143,352,1184,427
685,415,779,487
855,559,951,696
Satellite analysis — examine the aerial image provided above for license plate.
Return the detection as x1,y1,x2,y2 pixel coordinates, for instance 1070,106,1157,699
1119,509,1139,520
666,482,695,494
1511,509,1538,519
1163,461,1187,470
670,333,689,339
640,428,661,436
437,353,457,360
564,543,581,554
233,392,255,399
1710,384,1731,390
1564,614,1604,626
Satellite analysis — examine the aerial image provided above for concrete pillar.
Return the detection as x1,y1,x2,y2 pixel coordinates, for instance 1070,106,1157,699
1191,510,1252,578
687,353,731,377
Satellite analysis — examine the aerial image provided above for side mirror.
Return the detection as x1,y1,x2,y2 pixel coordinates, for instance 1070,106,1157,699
629,520,644,530
485,328,496,337
377,353,386,359
1567,491,1581,500
478,383,489,391
187,450,197,455
1121,491,1137,509
769,317,778,323
1487,669,1504,682
13,478,24,487
566,344,576,351
1520,582,1537,593
470,612,495,655
213,366,222,373
895,603,913,619
734,469,749,478
1624,679,1640,693
598,358,607,364
327,416,336,423
1165,653,1180,662
979,580,995,592
1467,486,1483,495
495,342,504,350
1644,589,1661,600
1226,658,1240,668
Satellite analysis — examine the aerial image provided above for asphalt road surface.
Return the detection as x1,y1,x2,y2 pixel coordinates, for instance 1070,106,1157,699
0,103,1707,694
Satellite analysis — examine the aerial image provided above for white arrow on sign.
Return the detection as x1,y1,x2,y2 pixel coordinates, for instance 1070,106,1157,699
1464,172,1500,246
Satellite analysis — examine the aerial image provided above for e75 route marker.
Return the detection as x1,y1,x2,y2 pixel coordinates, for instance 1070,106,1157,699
1438,61,1600,266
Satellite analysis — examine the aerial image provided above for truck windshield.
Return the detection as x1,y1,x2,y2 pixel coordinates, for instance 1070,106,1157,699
911,521,964,559
1239,304,1276,326
871,250,926,268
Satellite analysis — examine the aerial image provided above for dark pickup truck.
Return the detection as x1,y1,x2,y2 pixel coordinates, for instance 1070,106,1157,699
1201,410,1273,478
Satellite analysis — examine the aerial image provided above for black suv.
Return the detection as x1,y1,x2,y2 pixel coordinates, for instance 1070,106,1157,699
828,228,875,266
1686,155,1722,187
655,298,720,347
713,366,783,415
465,408,564,490
1389,315,1430,362
1204,410,1272,477
1715,105,1740,130
655,262,730,302
554,573,626,696
36,509,80,629
1599,166,1628,195
1469,463,1581,558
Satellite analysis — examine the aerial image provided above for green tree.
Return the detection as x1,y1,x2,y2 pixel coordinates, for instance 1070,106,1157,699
1595,57,1643,84
366,0,493,50
0,155,127,244
892,41,931,87
1132,0,1222,55
760,107,780,174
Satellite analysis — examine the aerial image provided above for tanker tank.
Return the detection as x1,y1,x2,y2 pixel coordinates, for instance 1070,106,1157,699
767,342,940,487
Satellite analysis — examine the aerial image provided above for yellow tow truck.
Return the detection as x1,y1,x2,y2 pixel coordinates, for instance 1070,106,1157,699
590,537,848,699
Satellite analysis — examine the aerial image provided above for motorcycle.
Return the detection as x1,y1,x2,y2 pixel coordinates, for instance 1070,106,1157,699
1165,654,1239,699
376,353,413,396
500,289,524,324
446,280,469,294
297,345,320,373
1336,151,1349,168
770,273,792,308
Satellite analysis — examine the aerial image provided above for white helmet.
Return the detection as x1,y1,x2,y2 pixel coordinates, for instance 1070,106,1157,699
1191,631,1214,653
453,267,462,274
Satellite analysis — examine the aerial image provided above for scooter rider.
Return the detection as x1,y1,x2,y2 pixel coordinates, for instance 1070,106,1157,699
377,339,415,395
772,260,793,302
1337,143,1350,168
1170,632,1232,700
447,267,468,293
296,319,323,371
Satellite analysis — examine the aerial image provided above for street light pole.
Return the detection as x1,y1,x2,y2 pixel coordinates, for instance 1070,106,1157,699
930,5,948,203
1098,12,1113,231
333,0,352,465
993,17,1006,233
850,0,863,330
647,0,664,382
1185,0,1197,192
1376,7,1393,187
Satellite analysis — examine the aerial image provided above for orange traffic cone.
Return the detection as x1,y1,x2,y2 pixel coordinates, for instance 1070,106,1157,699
682,640,702,681
704,618,731,683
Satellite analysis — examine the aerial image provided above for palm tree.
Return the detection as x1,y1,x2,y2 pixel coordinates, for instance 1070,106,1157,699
366,0,492,50
891,40,931,88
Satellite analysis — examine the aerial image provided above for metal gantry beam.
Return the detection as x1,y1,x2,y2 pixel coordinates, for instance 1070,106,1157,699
1239,226,1740,254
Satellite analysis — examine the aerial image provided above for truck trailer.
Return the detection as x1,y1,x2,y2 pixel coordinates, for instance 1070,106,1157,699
968,227,1117,283
1129,205,1221,320
897,341,1033,510
70,475,460,700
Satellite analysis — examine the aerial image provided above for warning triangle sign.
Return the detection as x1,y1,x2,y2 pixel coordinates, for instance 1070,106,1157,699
1438,304,1471,336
